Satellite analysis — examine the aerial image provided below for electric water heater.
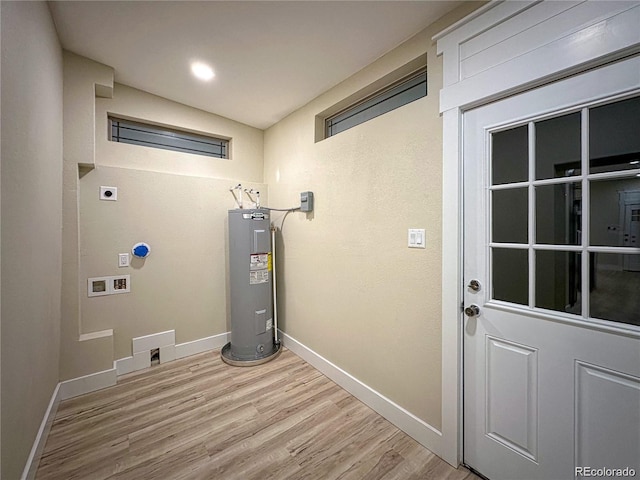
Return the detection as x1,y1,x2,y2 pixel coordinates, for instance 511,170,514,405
221,208,280,365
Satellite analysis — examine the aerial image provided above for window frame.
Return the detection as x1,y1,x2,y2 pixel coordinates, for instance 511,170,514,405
108,116,230,159
323,67,427,139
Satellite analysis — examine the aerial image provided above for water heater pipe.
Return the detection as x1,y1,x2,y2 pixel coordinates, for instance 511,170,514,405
271,225,279,344
229,184,243,209
243,188,262,209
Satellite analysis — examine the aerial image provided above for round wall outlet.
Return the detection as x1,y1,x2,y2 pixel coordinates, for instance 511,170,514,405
100,186,118,201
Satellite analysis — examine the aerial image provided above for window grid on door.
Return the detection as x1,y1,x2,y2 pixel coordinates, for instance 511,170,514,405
488,94,640,328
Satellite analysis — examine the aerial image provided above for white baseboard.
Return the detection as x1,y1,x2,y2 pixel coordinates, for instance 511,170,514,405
132,330,175,353
175,331,229,359
280,331,443,458
59,367,117,401
53,331,231,402
133,330,177,370
114,331,229,376
21,383,62,480
115,355,134,376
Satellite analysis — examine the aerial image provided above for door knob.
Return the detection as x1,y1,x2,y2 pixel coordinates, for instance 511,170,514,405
464,304,480,317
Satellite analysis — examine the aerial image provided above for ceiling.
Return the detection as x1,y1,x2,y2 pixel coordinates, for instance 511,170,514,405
49,1,463,130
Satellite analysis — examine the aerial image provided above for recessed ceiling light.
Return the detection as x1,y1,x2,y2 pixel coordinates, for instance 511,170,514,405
191,62,214,81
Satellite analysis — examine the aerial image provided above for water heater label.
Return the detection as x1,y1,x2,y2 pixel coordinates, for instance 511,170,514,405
242,212,269,220
250,270,269,284
266,319,273,330
250,254,269,270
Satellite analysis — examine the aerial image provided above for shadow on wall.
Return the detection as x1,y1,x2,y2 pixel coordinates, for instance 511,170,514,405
274,218,289,333
130,256,147,269
274,205,315,334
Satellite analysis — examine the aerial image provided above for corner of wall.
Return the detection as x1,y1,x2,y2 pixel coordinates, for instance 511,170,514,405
60,52,115,381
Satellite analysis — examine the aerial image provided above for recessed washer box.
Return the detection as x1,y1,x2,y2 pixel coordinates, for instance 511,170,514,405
88,275,130,297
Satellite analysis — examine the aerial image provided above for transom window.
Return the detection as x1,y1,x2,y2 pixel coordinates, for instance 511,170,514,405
109,117,229,159
324,68,426,138
490,95,640,326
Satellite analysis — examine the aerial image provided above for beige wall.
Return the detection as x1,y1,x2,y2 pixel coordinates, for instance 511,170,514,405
264,5,481,429
67,81,265,362
1,2,63,478
79,167,266,359
96,84,264,182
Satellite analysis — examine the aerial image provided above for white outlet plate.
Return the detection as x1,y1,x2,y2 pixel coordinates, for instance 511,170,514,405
119,253,130,267
100,186,117,201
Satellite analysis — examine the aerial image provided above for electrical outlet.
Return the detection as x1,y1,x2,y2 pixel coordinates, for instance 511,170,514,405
119,253,130,267
100,186,117,201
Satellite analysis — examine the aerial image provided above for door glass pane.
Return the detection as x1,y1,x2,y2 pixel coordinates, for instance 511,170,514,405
535,112,581,179
492,126,528,185
535,251,581,314
536,183,581,245
591,253,640,326
493,188,528,243
589,96,640,174
492,248,528,305
486,96,640,327
590,178,640,247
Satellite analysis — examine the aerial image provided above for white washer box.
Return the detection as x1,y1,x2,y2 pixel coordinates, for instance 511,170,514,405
87,275,130,297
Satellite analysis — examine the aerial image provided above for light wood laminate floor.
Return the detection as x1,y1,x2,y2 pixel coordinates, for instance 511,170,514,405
36,349,479,480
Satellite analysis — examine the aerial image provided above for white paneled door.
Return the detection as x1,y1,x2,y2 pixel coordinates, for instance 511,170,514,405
463,56,640,480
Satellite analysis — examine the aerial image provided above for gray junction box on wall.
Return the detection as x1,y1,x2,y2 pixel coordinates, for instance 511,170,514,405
221,208,281,366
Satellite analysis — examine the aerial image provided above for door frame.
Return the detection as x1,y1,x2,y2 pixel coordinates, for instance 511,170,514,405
433,1,640,467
